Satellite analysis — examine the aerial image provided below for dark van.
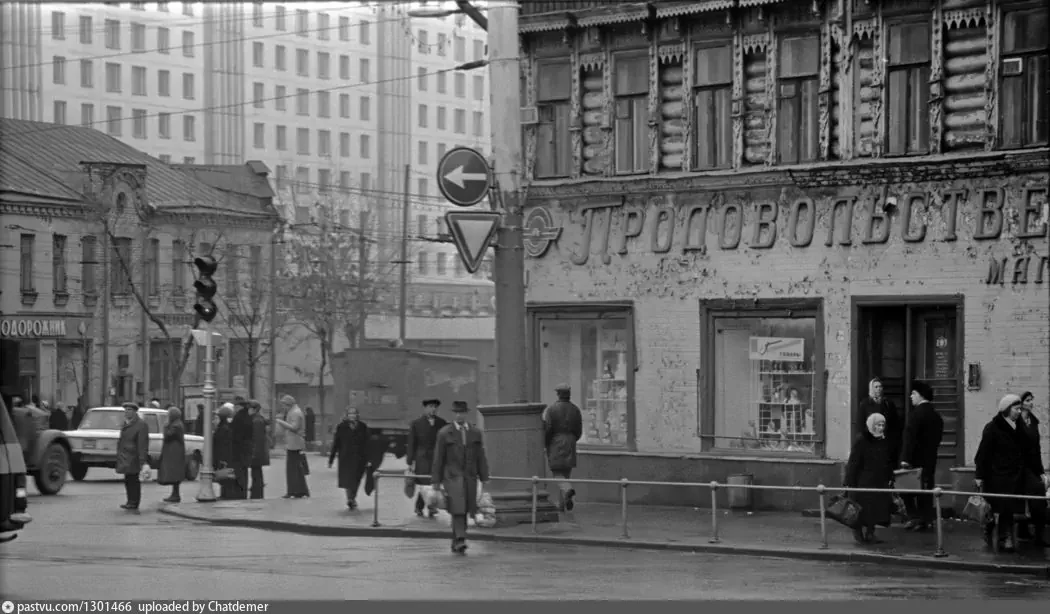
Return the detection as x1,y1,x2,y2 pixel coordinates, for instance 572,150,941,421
1,396,31,543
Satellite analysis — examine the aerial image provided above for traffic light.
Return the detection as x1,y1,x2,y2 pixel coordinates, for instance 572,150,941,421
193,256,219,323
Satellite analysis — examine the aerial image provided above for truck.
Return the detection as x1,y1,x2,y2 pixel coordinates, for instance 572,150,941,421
330,347,480,459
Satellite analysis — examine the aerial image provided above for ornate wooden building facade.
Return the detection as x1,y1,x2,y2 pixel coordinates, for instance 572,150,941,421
518,0,1048,509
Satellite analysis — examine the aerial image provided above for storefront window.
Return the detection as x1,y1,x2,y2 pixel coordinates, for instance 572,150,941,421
537,312,633,448
708,313,821,455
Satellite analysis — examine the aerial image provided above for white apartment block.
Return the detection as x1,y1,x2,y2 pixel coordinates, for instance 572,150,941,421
2,1,494,288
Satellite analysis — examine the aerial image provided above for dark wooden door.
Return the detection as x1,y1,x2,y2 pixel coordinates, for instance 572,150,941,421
910,308,962,487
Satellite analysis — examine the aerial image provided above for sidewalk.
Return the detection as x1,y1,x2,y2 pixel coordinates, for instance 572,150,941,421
161,458,1050,577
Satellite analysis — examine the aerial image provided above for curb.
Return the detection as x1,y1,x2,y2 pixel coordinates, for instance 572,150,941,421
158,506,1050,578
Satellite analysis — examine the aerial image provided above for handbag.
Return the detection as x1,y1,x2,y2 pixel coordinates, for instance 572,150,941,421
214,462,235,482
404,470,416,499
425,485,447,511
299,453,310,476
962,490,993,524
825,493,863,529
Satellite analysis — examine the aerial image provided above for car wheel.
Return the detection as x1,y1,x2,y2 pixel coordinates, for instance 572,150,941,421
185,454,201,481
70,462,89,481
35,443,70,495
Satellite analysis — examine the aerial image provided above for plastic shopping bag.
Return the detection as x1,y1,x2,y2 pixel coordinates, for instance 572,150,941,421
139,465,152,482
424,485,447,511
474,489,497,527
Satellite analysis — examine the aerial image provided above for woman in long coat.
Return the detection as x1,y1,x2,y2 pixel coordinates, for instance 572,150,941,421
975,394,1046,551
158,406,186,503
328,408,370,510
845,412,896,544
213,405,235,500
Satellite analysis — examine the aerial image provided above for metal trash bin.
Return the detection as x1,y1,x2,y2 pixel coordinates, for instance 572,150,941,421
727,473,754,510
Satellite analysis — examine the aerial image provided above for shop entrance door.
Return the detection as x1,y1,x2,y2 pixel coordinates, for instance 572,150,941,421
854,300,963,488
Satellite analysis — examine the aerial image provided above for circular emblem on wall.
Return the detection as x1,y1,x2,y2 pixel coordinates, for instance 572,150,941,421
935,336,948,349
523,207,563,259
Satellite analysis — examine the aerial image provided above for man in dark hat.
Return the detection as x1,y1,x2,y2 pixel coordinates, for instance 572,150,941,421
543,384,583,512
900,380,944,532
407,398,448,517
115,403,149,510
432,400,489,554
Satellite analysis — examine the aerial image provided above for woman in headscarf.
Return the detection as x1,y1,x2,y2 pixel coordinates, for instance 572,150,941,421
858,377,902,466
158,406,186,503
976,394,1047,551
844,412,896,544
213,404,235,500
1016,391,1047,543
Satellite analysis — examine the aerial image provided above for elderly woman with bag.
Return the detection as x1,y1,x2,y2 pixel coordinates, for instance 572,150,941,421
158,406,187,503
844,413,896,544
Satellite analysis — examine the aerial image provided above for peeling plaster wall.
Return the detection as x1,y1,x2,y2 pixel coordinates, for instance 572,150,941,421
526,174,1049,466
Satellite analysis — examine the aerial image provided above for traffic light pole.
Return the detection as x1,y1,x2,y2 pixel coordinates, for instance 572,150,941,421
489,1,528,404
195,321,218,502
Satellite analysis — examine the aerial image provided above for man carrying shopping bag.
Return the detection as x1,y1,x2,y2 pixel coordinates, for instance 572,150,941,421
432,401,490,555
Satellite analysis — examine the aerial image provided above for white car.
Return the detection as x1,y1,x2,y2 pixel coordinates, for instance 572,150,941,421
65,407,205,481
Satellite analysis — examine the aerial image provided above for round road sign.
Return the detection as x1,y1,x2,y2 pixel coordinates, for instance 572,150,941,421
437,147,492,207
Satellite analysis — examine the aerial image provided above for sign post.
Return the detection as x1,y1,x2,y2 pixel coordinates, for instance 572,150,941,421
437,147,492,207
445,211,501,274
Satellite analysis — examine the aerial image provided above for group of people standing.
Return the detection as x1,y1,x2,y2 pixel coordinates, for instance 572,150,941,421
847,378,1046,551
212,397,272,500
113,402,188,509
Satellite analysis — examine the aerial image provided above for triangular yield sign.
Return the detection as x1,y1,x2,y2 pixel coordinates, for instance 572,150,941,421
445,211,501,274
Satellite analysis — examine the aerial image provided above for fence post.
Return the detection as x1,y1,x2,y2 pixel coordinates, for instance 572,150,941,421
371,472,381,528
709,481,721,544
816,484,829,550
933,487,947,558
620,478,630,539
531,476,539,534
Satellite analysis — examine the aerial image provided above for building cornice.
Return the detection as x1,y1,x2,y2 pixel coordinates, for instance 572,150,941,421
524,149,1050,202
0,200,92,219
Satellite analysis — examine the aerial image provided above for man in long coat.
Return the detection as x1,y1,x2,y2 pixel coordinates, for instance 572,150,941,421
115,403,149,510
407,398,447,518
543,384,583,512
230,396,253,499
432,401,489,554
248,400,270,499
900,380,944,532
328,407,370,509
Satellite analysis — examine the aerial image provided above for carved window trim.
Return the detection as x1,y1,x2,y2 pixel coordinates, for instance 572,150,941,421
690,39,736,171
610,49,651,176
772,29,822,165
995,1,1049,150
881,15,934,158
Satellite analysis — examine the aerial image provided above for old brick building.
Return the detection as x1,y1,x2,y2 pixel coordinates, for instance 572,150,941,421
518,0,1048,508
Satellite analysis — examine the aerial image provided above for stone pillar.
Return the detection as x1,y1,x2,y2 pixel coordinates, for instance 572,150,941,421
477,402,559,526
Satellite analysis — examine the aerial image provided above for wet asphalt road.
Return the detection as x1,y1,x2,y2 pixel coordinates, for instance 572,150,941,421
2,472,1050,600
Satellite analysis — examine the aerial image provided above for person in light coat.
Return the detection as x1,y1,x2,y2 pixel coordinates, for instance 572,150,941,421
277,394,310,498
158,406,186,503
115,403,150,511
432,401,490,555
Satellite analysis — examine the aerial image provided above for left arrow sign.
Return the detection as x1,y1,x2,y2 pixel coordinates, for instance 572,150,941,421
444,165,489,189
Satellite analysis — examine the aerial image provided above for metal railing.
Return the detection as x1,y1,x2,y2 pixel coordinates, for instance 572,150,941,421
371,470,1049,558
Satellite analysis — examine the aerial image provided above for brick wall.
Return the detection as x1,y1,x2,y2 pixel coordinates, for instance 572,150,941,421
526,171,1049,465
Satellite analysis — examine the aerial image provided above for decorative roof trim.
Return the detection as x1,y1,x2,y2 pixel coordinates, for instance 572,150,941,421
580,52,606,71
739,0,785,6
655,0,734,18
0,201,92,219
520,16,574,34
575,4,652,28
658,43,685,63
853,18,877,40
742,32,771,53
944,8,986,29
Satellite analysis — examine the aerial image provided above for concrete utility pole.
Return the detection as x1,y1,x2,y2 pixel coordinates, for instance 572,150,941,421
488,1,528,404
399,164,410,343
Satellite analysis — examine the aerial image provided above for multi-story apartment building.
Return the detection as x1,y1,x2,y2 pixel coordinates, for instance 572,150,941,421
519,0,1048,509
2,2,498,411
0,118,280,411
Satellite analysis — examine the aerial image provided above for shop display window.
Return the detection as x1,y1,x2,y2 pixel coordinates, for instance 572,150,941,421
536,312,633,448
706,311,822,456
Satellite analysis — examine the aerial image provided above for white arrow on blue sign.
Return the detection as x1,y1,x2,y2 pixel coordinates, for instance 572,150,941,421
437,147,492,207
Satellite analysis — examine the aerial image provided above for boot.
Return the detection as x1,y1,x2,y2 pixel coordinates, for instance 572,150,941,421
852,528,868,544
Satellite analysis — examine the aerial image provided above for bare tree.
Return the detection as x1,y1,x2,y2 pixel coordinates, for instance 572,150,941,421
277,194,376,427
218,234,287,398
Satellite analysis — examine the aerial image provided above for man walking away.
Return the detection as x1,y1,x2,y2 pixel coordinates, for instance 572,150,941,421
248,400,270,499
230,396,253,499
407,399,447,518
115,403,149,511
276,394,310,498
900,380,944,532
543,384,583,512
433,401,490,555
328,407,370,510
